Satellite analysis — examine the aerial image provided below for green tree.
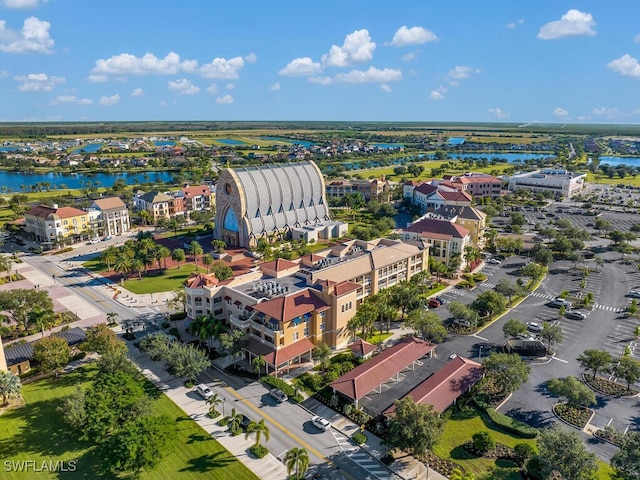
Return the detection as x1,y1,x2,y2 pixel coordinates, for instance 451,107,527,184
108,414,172,474
547,376,596,407
449,468,475,480
211,262,233,280
171,248,186,268
495,278,518,303
29,305,55,338
513,443,536,468
312,342,332,371
389,281,421,320
166,343,211,382
613,356,640,392
0,370,21,405
285,447,310,480
99,245,119,271
33,336,71,378
482,352,531,394
386,396,446,456
219,329,247,368
472,431,495,454
245,418,270,447
84,323,127,355
502,319,527,339
448,301,478,329
537,425,597,480
470,291,507,320
206,393,223,418
350,301,378,339
540,321,563,352
0,288,54,333
576,349,612,380
188,241,203,266
611,431,640,479
532,246,554,266
57,387,86,428
252,355,265,376
520,262,545,284
202,253,214,273
404,309,447,343
167,287,186,313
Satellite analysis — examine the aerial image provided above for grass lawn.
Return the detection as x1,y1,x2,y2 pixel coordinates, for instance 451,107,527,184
586,171,640,187
365,331,393,345
432,407,535,479
0,364,258,479
122,263,207,294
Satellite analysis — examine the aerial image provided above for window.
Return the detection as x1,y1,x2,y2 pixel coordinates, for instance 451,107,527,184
293,331,299,341
320,322,325,331
304,327,309,337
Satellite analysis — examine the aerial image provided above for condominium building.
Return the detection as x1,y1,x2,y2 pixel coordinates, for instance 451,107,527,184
176,185,213,217
133,191,179,223
89,197,131,237
325,176,392,202
402,217,471,267
25,204,93,247
183,238,429,375
442,173,503,199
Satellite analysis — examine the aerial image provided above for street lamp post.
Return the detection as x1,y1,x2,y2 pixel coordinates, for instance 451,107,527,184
478,345,483,362
222,398,226,417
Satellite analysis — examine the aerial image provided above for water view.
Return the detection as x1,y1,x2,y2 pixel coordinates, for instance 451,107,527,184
259,136,316,147
371,143,404,149
0,171,175,193
216,138,247,145
71,143,103,154
154,141,176,146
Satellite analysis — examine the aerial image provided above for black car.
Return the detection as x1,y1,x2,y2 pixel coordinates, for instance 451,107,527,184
435,296,447,305
239,414,251,431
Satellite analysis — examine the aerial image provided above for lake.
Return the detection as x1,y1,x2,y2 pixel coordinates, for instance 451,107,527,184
448,137,466,145
372,143,404,149
71,143,103,154
259,136,316,147
216,138,247,145
154,141,176,146
0,171,175,193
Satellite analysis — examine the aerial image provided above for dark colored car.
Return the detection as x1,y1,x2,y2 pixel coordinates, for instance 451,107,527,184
428,299,441,308
239,414,251,431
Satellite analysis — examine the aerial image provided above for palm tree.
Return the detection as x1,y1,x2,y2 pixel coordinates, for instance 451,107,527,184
0,370,21,406
171,248,186,268
113,252,134,281
106,312,118,325
245,419,270,447
156,245,171,269
202,254,214,273
206,393,223,418
100,246,119,271
188,241,203,266
0,254,14,282
29,306,55,338
131,257,144,280
227,408,244,435
285,447,309,480
449,468,475,480
138,209,151,226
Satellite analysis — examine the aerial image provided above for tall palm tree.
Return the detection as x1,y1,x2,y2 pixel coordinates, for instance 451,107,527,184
188,241,203,267
227,408,244,435
285,447,309,480
106,312,118,325
156,245,171,269
202,254,214,273
100,246,119,271
0,254,14,282
171,248,186,268
245,419,270,447
29,306,55,338
206,393,223,418
113,252,134,281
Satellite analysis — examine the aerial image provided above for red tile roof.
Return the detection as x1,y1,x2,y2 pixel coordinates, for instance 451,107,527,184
181,185,211,197
260,258,298,273
415,183,438,196
264,337,315,367
438,190,473,202
333,281,360,296
184,273,219,288
404,218,470,239
350,339,377,357
25,204,87,219
384,356,483,414
330,337,435,402
252,288,329,322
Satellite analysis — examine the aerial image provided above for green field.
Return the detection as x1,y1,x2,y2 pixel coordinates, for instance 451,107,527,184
351,160,515,183
0,365,258,479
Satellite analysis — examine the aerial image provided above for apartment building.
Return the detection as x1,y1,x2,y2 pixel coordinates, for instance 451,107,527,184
176,184,213,217
89,197,131,237
325,176,392,202
442,172,503,199
25,204,93,247
133,191,179,222
183,238,429,375
402,217,471,267
433,205,487,246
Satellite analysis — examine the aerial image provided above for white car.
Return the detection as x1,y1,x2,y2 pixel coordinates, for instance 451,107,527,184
487,258,502,265
269,388,288,403
627,291,640,299
195,383,213,400
449,353,458,360
527,322,543,333
311,415,331,431
565,310,587,321
550,297,571,308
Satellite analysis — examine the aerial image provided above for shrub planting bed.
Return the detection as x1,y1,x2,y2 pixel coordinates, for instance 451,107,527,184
553,403,592,429
582,374,639,397
418,450,463,478
463,441,515,460
593,427,623,446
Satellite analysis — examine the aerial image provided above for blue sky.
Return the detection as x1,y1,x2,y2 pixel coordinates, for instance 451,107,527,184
1,0,640,123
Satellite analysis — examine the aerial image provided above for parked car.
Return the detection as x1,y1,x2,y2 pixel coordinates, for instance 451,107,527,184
239,414,251,431
627,291,640,299
102,236,112,241
527,322,543,333
269,388,288,403
487,258,501,265
449,353,458,360
565,310,587,321
428,299,441,308
311,415,331,431
550,297,571,308
87,238,100,245
435,296,447,305
195,383,213,400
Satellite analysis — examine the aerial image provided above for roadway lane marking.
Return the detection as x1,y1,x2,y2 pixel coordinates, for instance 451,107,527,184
551,356,568,363
223,386,357,480
473,334,488,341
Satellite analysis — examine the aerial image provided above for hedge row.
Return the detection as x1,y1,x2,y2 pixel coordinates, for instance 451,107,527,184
484,407,539,439
261,376,304,403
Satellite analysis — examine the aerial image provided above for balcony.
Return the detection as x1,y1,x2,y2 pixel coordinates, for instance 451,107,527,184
229,314,251,330
251,318,282,333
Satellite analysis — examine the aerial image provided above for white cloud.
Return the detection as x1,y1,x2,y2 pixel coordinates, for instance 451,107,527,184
334,66,401,84
507,19,524,29
88,74,107,83
215,94,233,105
322,29,376,67
206,83,218,94
380,84,392,93
1,0,45,8
92,51,198,77
308,76,333,85
429,86,447,100
388,26,437,46
199,56,245,79
488,107,510,119
552,107,568,117
50,95,93,105
131,88,144,97
168,78,200,95
537,9,596,40
401,52,417,61
269,82,280,91
99,94,120,106
607,54,640,79
0,16,54,54
226,83,234,90
446,65,480,84
279,57,322,76
244,52,257,63
592,106,619,117
0,70,7,78
15,72,64,91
